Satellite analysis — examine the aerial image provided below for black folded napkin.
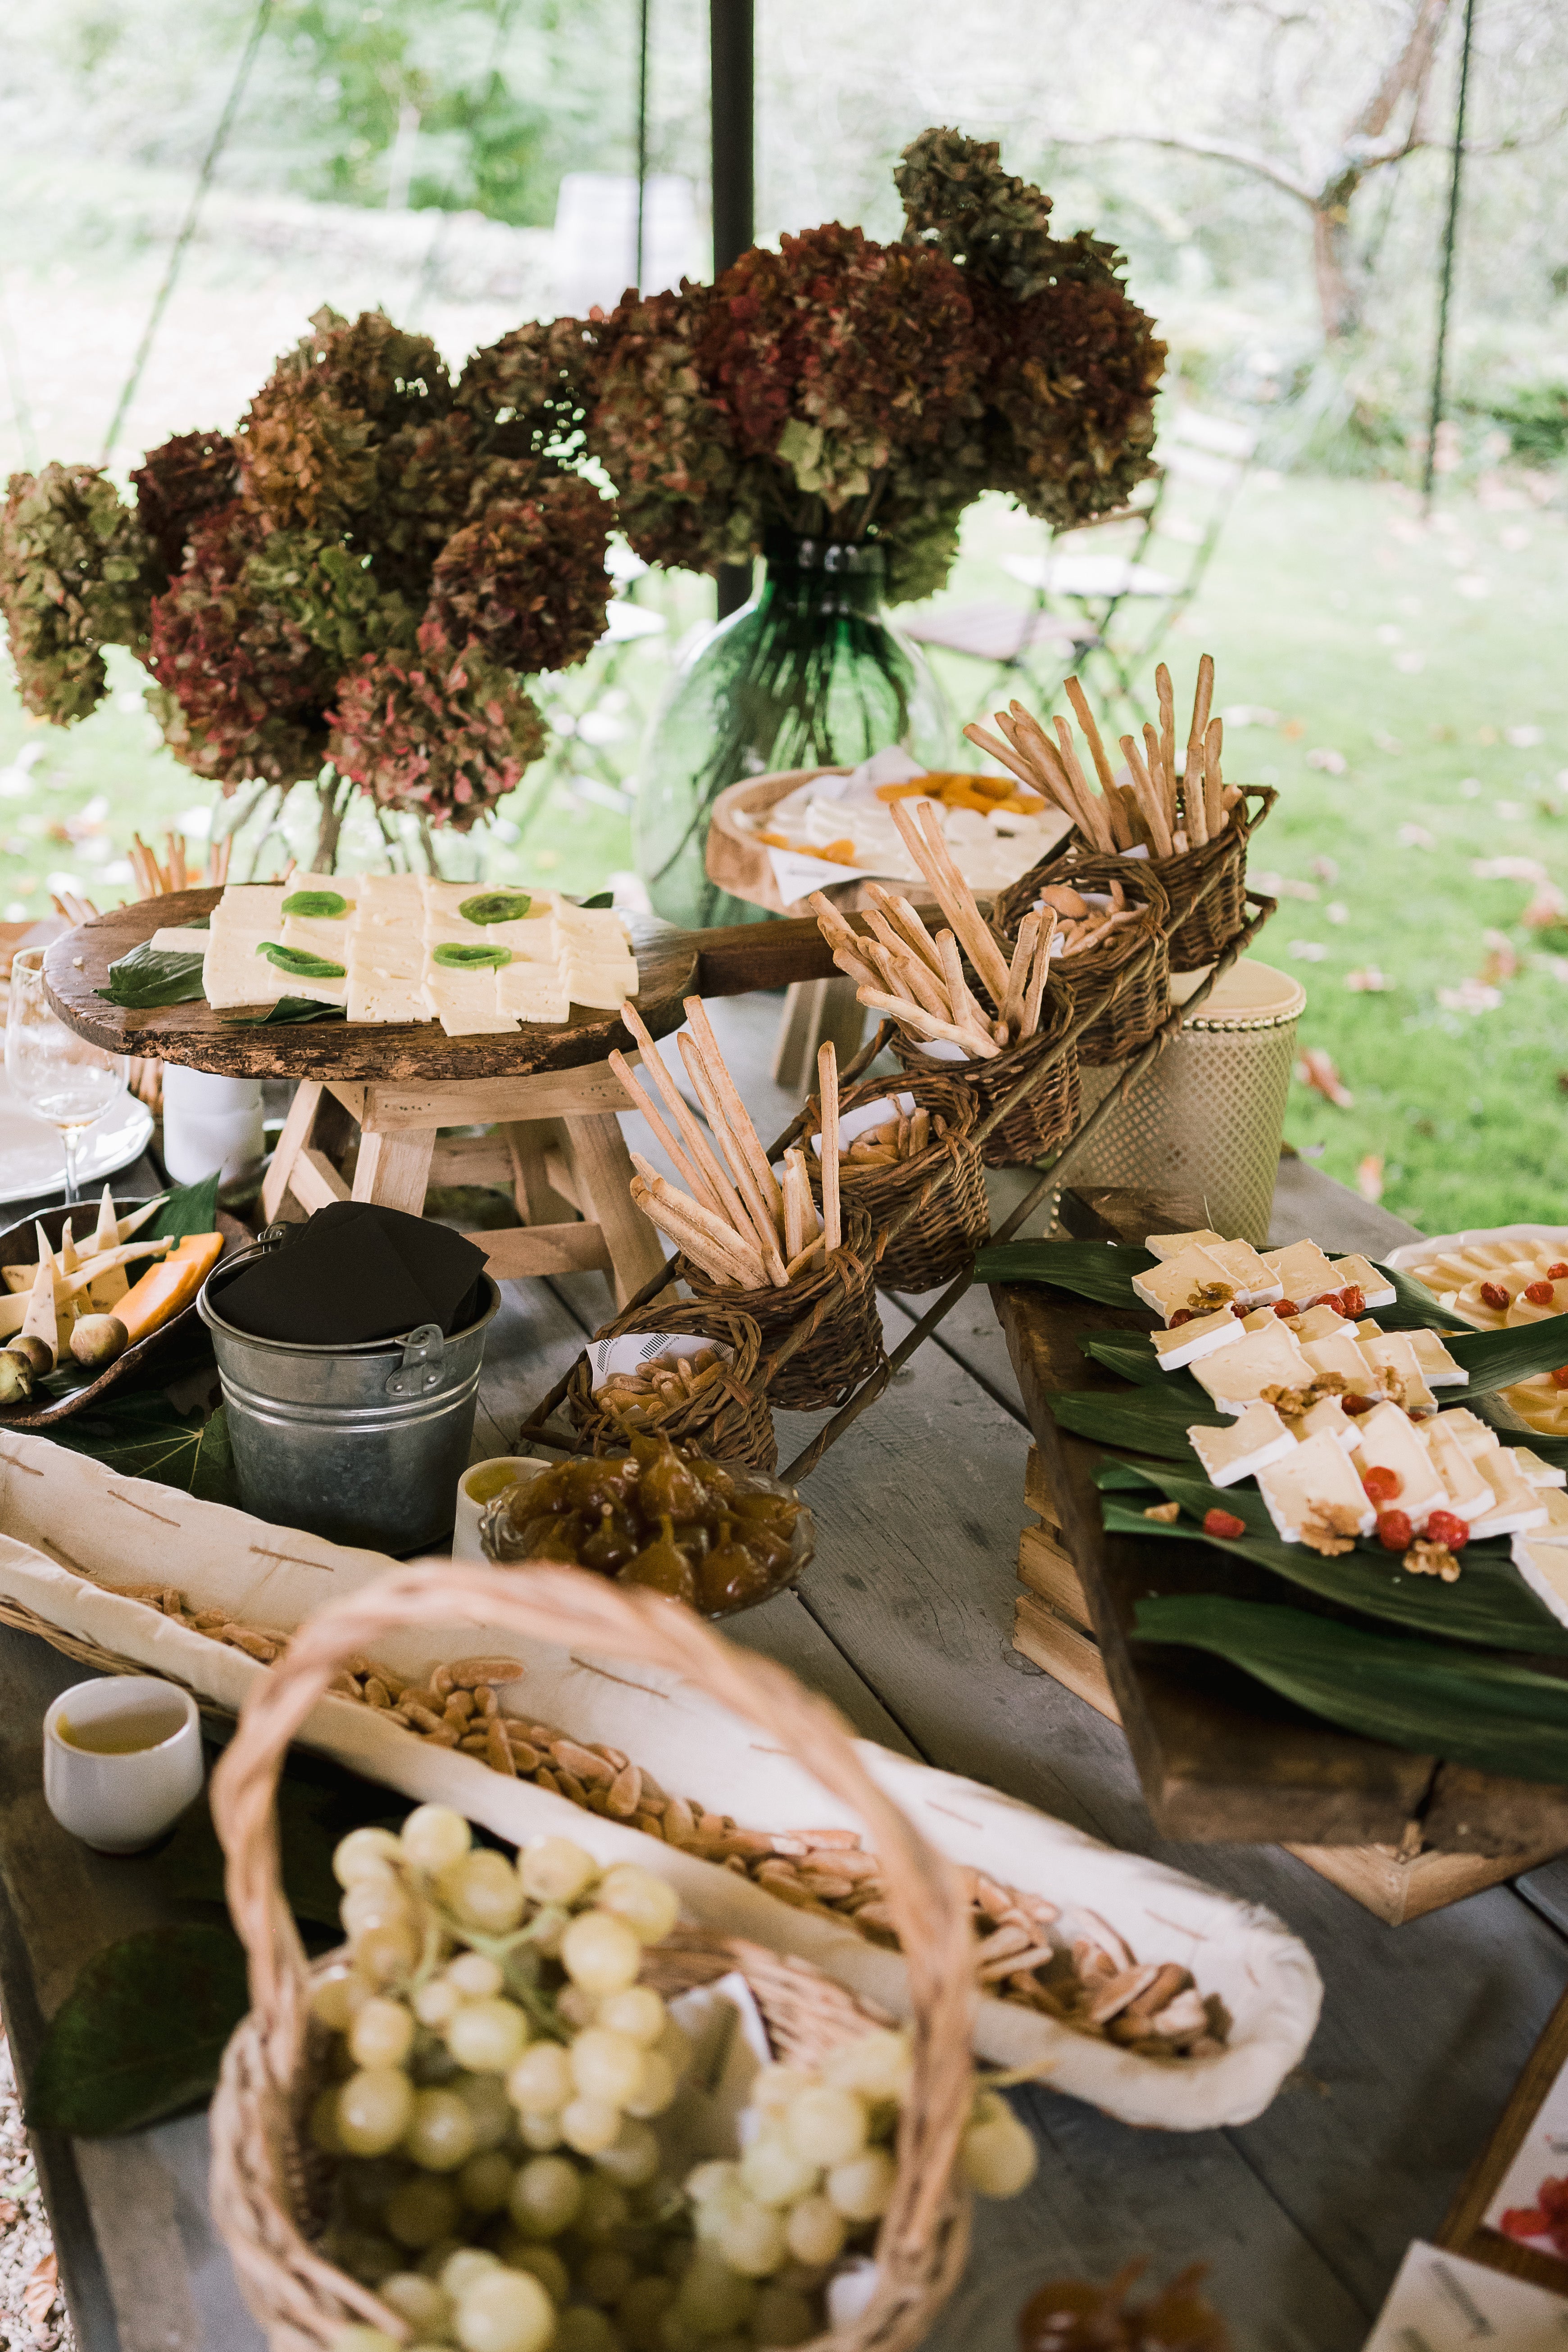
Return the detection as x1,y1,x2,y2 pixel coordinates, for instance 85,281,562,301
217,1202,487,1346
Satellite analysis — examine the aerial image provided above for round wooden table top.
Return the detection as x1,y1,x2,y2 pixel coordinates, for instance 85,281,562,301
43,888,700,1081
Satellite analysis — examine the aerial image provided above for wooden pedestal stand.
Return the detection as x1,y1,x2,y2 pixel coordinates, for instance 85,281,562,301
997,1184,1568,1927
258,1060,669,1306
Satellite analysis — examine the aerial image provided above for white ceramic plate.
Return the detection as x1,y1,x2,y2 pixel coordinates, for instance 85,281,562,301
0,1064,154,1208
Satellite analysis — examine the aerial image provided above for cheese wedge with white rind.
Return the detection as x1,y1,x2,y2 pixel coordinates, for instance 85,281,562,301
1408,1327,1467,1387
1353,1401,1450,1530
1145,1229,1226,1261
1328,1254,1396,1308
1190,1322,1312,1414
1151,1306,1244,1370
1357,1331,1436,1415
1204,1240,1282,1307
1188,1403,1295,1487
1293,1395,1361,1451
1132,1245,1239,1321
1514,1448,1568,1489
1468,1447,1550,1541
1511,1535,1568,1626
1262,1240,1341,1305
1300,1330,1383,1397
1432,1407,1495,1458
1283,1302,1351,1344
1256,1429,1376,1545
1422,1416,1497,1523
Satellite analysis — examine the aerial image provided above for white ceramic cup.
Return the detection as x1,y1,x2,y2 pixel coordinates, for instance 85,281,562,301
43,1676,205,1854
453,1458,550,1563
160,1064,265,1184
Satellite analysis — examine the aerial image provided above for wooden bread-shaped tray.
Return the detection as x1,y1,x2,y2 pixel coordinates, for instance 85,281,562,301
0,1199,249,1429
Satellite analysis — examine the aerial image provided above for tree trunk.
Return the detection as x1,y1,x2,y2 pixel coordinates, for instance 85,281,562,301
1312,163,1366,342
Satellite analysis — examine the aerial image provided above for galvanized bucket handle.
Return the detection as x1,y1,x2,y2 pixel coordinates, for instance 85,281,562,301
205,1222,449,1390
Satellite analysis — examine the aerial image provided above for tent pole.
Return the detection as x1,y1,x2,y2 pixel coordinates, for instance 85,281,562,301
634,0,651,291
711,0,755,619
1422,0,1477,511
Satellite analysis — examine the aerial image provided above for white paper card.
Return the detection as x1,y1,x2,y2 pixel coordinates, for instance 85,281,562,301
659,1972,772,2174
809,1093,916,1158
586,1331,735,1387
1364,2242,1568,2347
1484,2052,1568,2263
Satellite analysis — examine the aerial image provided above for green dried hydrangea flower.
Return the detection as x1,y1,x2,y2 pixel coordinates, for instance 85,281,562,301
0,463,160,723
895,125,1061,302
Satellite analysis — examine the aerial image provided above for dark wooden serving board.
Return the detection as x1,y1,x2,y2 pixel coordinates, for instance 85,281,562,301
992,1185,1568,1854
42,890,839,1082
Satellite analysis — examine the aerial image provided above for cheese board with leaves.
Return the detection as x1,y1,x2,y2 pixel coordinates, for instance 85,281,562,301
986,1199,1568,1855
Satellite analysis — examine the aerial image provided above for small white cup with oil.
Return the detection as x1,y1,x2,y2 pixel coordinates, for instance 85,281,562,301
43,1677,204,1854
453,1457,550,1563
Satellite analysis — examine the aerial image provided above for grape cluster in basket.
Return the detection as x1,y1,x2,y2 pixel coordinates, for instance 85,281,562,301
316,1805,1037,2352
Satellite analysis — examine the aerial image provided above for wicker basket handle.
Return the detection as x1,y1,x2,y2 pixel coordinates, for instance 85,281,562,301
209,1560,978,2225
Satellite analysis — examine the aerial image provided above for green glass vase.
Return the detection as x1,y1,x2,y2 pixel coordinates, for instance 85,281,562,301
634,532,953,930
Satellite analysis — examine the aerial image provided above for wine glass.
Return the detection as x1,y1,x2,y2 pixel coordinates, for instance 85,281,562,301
5,947,129,1205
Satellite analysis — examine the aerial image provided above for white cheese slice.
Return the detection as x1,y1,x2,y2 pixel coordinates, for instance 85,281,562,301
1262,1240,1341,1305
1131,1245,1240,1321
1240,1304,1279,1332
1357,1331,1437,1415
1528,1485,1568,1545
209,883,286,932
149,926,211,954
1423,1417,1497,1523
1284,1302,1352,1344
346,969,431,1024
1328,1254,1397,1309
1190,1322,1312,1414
564,965,641,1011
1293,1394,1361,1451
348,932,426,980
1511,1535,1568,1627
1145,1229,1226,1262
1408,1328,1467,1387
355,872,426,917
1513,1448,1568,1489
1353,1401,1450,1530
1202,1239,1282,1307
202,940,289,1010
1257,1430,1376,1545
1188,1402,1296,1487
1150,1307,1243,1371
495,963,571,1025
1469,1448,1551,1540
1434,1407,1496,1458
1300,1330,1383,1397
422,971,518,1038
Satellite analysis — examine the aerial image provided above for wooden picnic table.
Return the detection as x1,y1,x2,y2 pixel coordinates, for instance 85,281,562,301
1,990,1566,2352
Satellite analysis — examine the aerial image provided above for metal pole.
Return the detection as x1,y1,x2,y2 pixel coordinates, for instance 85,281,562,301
634,0,650,292
710,0,754,620
1422,0,1477,509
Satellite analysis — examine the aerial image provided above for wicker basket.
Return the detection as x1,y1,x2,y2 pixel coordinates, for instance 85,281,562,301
890,973,1081,1169
681,1198,886,1413
992,852,1170,1067
802,1072,989,1290
566,1300,777,1471
208,1561,976,2352
1149,785,1276,971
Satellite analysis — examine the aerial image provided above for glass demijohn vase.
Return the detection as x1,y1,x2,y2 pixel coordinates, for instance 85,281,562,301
634,531,953,930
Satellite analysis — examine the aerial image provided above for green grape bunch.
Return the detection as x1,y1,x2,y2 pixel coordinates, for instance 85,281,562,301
309,1804,1039,2352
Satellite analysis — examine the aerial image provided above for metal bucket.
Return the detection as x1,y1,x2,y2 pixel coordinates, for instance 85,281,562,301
1055,959,1307,1245
198,1226,500,1553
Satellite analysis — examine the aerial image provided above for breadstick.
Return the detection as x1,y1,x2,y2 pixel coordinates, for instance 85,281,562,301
830,943,880,993
911,804,1014,1007
818,1041,841,1256
936,928,986,1037
884,937,951,1022
1055,711,1128,851
630,1171,764,1290
909,1106,930,1156
1187,654,1215,798
1120,733,1174,858
1155,664,1177,808
1020,918,1054,1038
856,986,1000,1058
683,997,785,1227
784,1237,825,1280
617,1004,752,1237
782,1147,807,1262
1204,715,1225,838
1060,912,1118,957
609,1050,727,1220
999,912,1041,1040
676,1035,790,1285
865,883,944,976
1064,677,1118,803
1000,706,1094,836
167,832,187,892
963,721,1059,805
807,891,879,991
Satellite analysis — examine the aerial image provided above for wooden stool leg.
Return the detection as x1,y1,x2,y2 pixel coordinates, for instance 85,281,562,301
503,1119,576,1228
353,1127,436,1217
260,1081,323,1223
771,976,866,1090
557,1111,668,1307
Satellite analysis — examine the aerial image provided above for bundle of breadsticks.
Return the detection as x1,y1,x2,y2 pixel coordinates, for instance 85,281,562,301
810,800,1054,1059
840,1104,945,1167
963,657,1240,861
611,1002,840,1290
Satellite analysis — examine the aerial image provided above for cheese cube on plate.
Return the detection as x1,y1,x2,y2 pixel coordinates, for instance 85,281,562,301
1188,1402,1295,1486
1257,1429,1377,1546
1293,1394,1361,1451
1285,1302,1351,1344
1145,1229,1226,1262
1190,1321,1312,1414
1353,1401,1450,1529
1423,1416,1497,1523
1327,1254,1396,1308
1514,1448,1568,1488
1408,1328,1467,1386
1300,1330,1383,1397
1151,1306,1244,1370
1132,1245,1244,1321
1262,1240,1341,1305
1358,1331,1437,1414
1469,1448,1550,1540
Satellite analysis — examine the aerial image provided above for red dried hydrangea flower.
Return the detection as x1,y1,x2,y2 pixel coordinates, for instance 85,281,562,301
145,502,331,789
131,431,240,582
584,281,752,575
327,618,545,830
427,476,612,675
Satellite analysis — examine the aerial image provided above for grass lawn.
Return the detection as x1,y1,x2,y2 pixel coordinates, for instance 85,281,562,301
3,468,1565,1234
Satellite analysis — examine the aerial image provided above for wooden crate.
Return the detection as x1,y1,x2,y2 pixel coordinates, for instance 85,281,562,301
1014,1435,1567,1927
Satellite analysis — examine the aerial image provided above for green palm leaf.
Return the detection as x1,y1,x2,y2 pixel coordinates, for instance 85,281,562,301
976,1240,1155,1303
1049,1385,1223,1460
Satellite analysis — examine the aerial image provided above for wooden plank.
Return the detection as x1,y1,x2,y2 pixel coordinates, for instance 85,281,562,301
428,1136,514,1187
1017,1524,1091,1628
559,1111,671,1308
1439,1982,1568,2293
1013,1593,1120,1721
351,1126,435,1217
259,1078,322,1222
1282,1837,1568,1927
291,1144,351,1212
362,1061,641,1131
1024,1445,1056,1526
475,1223,613,1281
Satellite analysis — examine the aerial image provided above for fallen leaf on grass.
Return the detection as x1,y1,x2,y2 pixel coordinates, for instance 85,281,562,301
1326,901,1349,924
1290,940,1327,961
1357,1154,1385,1203
1398,822,1436,850
1523,886,1568,929
1219,704,1280,728
1345,967,1390,992
1479,930,1520,985
1439,979,1504,1014
1297,1048,1354,1108
1474,856,1549,882
24,2252,57,2330
1372,731,1403,752
1309,854,1340,882
1282,717,1305,740
1251,870,1318,902
1306,747,1347,774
